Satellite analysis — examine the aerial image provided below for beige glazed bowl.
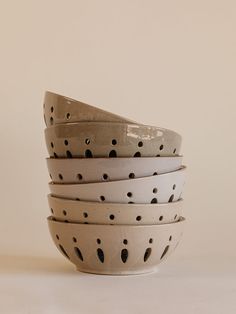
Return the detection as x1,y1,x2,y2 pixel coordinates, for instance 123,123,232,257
46,156,183,183
48,195,183,225
49,167,186,204
48,216,185,275
45,122,182,158
44,91,136,127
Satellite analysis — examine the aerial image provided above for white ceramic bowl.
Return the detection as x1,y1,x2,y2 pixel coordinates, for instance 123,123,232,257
48,195,183,225
46,156,183,183
48,216,185,275
49,167,186,204
44,91,136,127
45,122,182,158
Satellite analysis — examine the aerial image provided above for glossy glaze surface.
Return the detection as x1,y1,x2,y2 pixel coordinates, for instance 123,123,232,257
45,122,182,158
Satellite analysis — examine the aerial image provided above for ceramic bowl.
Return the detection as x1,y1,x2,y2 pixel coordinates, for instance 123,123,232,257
46,156,183,183
49,167,186,204
45,122,182,158
48,195,183,225
43,91,136,127
47,216,185,275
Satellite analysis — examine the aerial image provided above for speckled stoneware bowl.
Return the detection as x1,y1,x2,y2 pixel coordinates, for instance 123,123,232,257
49,167,186,204
48,195,183,225
44,91,136,127
45,122,182,158
47,216,185,275
46,156,183,183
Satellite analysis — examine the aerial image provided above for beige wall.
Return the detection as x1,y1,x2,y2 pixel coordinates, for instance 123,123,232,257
0,0,235,259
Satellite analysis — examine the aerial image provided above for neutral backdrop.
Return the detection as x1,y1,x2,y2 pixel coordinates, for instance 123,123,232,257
0,1,235,313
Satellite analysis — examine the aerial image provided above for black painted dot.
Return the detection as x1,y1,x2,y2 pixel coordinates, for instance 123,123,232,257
56,234,59,240
159,144,164,150
127,192,132,198
97,248,104,263
83,212,88,218
169,236,172,241
134,152,141,157
149,238,153,244
169,194,174,203
100,196,105,201
73,237,77,243
50,208,54,214
136,216,142,221
173,148,176,154
109,150,117,157
160,245,169,260
112,139,117,145
85,149,93,158
123,239,128,245
153,172,158,176
159,216,163,221
66,112,70,120
103,174,109,180
74,247,83,262
59,244,70,259
64,140,68,146
173,184,176,190
109,214,115,220
85,138,90,145
153,188,158,194
151,198,158,203
66,150,72,158
129,173,135,179
62,210,67,216
50,106,54,113
144,248,152,262
51,142,54,148
53,152,58,158
77,174,83,180
50,117,53,125
138,141,143,147
59,174,63,180
121,249,128,263
97,238,101,244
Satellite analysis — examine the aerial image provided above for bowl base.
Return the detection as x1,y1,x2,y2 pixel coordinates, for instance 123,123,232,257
76,266,159,276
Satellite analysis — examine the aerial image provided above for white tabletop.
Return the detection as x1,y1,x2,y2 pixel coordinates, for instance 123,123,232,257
1,254,235,314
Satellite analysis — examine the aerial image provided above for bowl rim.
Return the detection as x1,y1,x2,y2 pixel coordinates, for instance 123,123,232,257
46,155,183,161
48,194,184,208
48,165,187,187
47,215,186,228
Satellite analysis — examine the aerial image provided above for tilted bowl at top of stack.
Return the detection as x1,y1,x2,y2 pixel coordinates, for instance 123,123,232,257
43,91,137,126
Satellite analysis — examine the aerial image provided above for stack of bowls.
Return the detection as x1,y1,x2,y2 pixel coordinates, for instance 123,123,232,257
44,91,186,275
